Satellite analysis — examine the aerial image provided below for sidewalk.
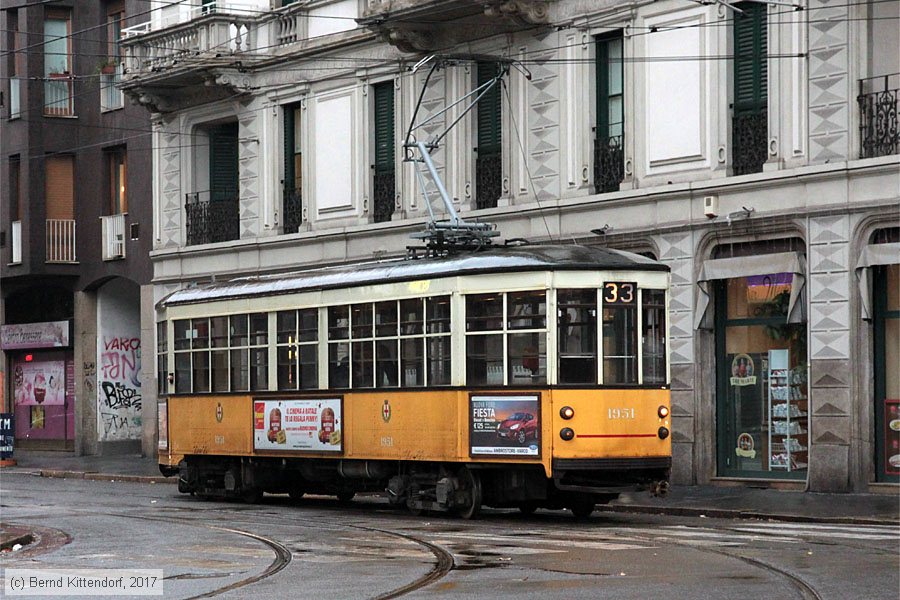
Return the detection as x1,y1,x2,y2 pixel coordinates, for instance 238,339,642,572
2,451,897,525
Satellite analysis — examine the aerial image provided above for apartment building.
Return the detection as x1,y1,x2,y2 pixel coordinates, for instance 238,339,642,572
1,1,155,456
119,0,898,491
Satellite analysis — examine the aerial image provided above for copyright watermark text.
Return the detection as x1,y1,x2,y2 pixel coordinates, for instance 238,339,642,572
3,569,164,596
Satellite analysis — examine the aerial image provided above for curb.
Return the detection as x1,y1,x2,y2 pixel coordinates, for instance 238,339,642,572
38,469,175,485
600,504,900,526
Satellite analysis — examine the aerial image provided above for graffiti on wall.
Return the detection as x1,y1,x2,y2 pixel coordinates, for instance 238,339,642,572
99,336,142,441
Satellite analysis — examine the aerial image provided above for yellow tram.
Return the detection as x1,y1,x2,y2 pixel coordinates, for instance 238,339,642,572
156,244,671,518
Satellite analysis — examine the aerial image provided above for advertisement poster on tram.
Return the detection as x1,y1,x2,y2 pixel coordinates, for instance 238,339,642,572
470,394,541,457
253,399,342,453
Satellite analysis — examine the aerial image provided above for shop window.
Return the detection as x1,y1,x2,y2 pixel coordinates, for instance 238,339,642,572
871,227,900,482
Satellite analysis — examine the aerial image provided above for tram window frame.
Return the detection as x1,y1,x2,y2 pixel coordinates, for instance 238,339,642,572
426,296,452,385
328,306,350,388
157,321,168,395
466,291,547,386
557,289,598,385
602,282,638,385
276,308,318,391
641,289,667,385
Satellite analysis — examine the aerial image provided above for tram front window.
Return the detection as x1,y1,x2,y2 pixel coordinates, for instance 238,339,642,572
603,282,637,384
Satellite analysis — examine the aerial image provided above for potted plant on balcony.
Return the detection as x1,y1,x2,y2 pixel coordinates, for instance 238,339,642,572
97,59,119,75
48,69,71,79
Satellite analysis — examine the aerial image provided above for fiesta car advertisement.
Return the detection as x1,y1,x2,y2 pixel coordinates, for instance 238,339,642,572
253,399,342,453
470,395,540,457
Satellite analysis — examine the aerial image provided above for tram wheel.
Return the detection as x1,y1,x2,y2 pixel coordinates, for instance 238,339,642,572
569,500,595,520
288,488,305,502
518,503,537,515
454,467,482,520
337,491,355,503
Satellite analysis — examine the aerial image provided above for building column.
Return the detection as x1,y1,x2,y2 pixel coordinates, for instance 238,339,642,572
74,291,98,456
140,284,158,458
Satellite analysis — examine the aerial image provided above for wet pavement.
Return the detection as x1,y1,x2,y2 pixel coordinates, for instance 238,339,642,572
2,450,897,525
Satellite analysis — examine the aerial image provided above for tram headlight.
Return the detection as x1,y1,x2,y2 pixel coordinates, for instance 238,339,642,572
560,427,575,441
658,426,670,440
658,405,669,419
560,406,574,420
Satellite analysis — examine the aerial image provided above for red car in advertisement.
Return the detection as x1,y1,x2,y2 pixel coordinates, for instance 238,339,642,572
497,412,538,444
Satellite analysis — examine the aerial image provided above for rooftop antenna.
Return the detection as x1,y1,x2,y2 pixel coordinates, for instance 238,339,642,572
404,55,513,257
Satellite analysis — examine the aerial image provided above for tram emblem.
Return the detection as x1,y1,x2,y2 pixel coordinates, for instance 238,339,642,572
382,400,391,423
216,402,223,423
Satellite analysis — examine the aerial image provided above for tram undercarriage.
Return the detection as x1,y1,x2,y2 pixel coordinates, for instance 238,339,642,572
173,456,670,518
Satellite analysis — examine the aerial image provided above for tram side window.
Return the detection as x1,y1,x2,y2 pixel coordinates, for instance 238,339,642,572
508,291,547,384
466,291,547,386
277,308,318,390
230,314,268,391
375,301,399,388
466,293,505,385
210,316,229,392
328,306,350,388
157,321,168,395
173,319,191,393
642,289,667,385
426,296,452,385
351,303,375,388
602,282,638,384
191,318,210,393
558,289,598,384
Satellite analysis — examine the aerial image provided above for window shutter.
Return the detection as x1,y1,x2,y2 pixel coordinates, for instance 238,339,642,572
209,122,238,202
283,106,295,189
373,81,394,172
45,155,74,220
476,63,502,153
733,2,767,114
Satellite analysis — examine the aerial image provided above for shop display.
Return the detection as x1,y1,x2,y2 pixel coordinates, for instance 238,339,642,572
767,349,808,472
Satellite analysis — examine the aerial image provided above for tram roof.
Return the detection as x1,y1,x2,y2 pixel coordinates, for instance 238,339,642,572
160,244,668,307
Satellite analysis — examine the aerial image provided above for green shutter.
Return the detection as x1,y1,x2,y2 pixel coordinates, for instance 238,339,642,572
595,33,623,140
733,2,767,114
209,122,238,202
476,62,502,153
373,81,394,172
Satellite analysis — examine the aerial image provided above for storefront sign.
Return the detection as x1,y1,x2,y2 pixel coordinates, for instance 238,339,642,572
470,394,541,457
14,361,66,406
0,321,69,350
735,432,756,458
253,398,342,453
730,353,757,386
0,413,14,459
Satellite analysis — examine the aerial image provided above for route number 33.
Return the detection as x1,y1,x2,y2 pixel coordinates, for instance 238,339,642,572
603,282,636,304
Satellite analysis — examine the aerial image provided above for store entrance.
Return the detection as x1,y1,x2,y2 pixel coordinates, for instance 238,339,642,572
11,351,75,450
715,274,809,479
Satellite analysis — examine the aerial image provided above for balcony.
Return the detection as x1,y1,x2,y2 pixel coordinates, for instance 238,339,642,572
44,74,74,117
101,214,126,260
373,171,395,223
283,187,303,234
593,135,624,194
185,192,240,246
732,111,767,176
360,0,552,53
120,2,363,112
11,221,22,264
475,150,501,209
858,73,899,159
46,219,76,263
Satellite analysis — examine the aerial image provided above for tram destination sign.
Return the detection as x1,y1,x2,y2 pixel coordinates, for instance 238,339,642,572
470,394,541,457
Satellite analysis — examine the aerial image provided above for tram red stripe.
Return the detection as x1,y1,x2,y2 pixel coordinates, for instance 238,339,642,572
576,434,657,438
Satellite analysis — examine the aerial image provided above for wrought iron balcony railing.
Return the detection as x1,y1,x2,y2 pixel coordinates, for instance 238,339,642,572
373,171,395,223
185,192,240,246
858,73,899,159
475,150,502,209
593,135,624,194
732,111,767,176
283,187,303,234
46,219,76,263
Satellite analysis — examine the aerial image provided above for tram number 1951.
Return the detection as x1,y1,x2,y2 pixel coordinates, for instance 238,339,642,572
608,408,635,420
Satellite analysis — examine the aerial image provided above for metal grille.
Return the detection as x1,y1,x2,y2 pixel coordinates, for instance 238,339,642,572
373,172,395,223
283,187,302,234
475,151,502,209
185,193,239,246
732,111,767,175
858,74,899,159
46,219,76,263
593,135,624,194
